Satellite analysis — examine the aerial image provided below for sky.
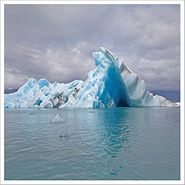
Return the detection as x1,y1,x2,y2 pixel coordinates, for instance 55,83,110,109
4,4,180,90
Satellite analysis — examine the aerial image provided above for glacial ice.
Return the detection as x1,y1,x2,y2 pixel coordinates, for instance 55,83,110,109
51,113,64,123
4,47,177,108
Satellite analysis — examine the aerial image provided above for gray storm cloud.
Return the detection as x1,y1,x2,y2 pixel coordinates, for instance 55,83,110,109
4,4,180,90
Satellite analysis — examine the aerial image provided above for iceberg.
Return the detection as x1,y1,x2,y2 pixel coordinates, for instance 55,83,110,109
51,113,64,123
5,47,177,108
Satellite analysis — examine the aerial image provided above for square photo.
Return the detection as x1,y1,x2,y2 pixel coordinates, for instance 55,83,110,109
1,1,183,183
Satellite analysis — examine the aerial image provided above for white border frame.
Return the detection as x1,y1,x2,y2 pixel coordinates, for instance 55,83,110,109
0,1,184,184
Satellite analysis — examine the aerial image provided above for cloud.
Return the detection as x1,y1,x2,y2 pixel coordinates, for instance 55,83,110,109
4,4,180,90
5,41,95,86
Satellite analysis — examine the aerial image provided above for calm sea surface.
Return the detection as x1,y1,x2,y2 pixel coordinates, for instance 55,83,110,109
5,107,180,180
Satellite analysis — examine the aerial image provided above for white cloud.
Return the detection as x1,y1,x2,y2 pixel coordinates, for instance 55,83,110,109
5,41,95,88
5,65,29,89
71,48,81,54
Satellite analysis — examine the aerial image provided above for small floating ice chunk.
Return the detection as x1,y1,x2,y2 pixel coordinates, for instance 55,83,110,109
88,109,95,113
51,113,64,123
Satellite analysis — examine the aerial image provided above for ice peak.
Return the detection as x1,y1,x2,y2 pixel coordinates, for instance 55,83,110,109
38,78,50,88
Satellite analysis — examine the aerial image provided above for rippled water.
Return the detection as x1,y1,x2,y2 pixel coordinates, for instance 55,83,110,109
5,107,180,180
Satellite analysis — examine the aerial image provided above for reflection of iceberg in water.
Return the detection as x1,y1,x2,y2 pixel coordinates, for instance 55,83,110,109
97,108,131,157
92,108,131,177
95,108,149,177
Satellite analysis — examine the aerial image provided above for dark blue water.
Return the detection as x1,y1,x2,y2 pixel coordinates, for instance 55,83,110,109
5,107,180,180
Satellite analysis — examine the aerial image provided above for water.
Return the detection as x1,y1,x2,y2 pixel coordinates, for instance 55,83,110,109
5,107,180,180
